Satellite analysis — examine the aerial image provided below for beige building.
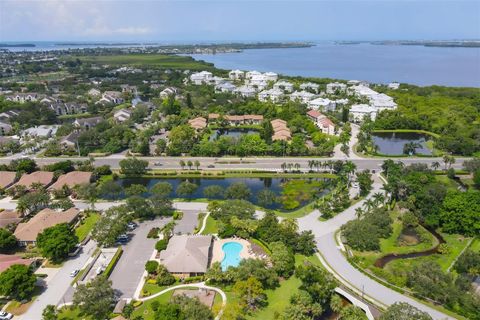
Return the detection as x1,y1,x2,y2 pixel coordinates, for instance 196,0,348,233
159,235,213,277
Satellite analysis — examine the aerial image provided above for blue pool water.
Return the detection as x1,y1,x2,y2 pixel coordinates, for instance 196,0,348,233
221,242,243,271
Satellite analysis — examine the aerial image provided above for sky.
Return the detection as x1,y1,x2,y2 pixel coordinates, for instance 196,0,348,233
0,0,479,42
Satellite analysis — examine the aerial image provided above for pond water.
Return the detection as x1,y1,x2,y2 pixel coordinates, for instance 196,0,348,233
115,177,331,210
209,129,258,141
372,132,433,156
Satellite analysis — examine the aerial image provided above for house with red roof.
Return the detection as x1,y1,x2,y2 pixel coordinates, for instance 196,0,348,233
307,110,336,135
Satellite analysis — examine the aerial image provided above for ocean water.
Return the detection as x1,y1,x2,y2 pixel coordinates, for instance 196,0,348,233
188,43,480,87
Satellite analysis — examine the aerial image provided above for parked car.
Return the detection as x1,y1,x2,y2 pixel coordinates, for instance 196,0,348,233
117,234,129,243
70,269,80,277
127,222,137,230
154,162,162,166
96,265,105,275
0,311,13,320
207,164,215,168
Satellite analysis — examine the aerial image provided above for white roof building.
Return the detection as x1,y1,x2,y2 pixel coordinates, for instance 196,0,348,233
160,87,178,99
334,98,349,106
326,82,347,94
273,80,294,93
300,82,320,93
190,71,213,85
215,82,237,93
229,70,245,80
234,86,257,98
23,125,59,139
258,88,284,103
264,72,278,82
245,71,262,79
114,109,132,123
350,104,378,122
388,82,400,90
290,91,316,104
308,98,336,111
370,93,397,110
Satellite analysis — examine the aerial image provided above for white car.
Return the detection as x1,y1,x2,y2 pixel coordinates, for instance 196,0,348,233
70,269,80,277
0,311,13,320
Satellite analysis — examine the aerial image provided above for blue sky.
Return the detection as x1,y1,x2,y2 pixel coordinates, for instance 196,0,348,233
1,0,479,42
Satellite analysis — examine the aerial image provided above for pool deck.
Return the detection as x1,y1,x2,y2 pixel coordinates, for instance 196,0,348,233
211,238,256,265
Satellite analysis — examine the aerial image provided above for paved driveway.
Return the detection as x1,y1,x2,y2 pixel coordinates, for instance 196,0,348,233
298,175,453,320
109,217,172,299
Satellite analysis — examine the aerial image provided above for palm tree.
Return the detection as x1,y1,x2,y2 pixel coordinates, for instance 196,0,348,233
194,160,200,170
307,160,315,172
372,192,385,206
294,163,300,171
355,207,364,219
344,160,357,183
431,161,440,171
281,162,287,172
363,198,375,212
179,160,185,170
187,160,193,170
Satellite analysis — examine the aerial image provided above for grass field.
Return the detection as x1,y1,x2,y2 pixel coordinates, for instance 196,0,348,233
76,54,213,70
75,213,100,242
201,215,219,235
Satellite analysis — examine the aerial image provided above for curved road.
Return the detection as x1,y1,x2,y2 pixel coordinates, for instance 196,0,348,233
297,175,453,320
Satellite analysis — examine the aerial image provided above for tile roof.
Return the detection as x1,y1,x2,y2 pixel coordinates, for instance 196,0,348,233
0,210,22,229
14,208,79,242
12,171,54,189
159,235,212,274
0,254,34,273
48,171,92,191
0,171,17,189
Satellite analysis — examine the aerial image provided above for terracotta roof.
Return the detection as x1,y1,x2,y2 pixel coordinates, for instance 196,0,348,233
14,208,79,242
307,110,323,118
0,254,34,273
318,117,335,128
0,210,22,229
208,113,220,119
271,119,287,126
0,171,17,189
272,133,291,141
225,115,244,121
12,171,54,189
188,117,207,129
48,171,92,191
244,114,264,120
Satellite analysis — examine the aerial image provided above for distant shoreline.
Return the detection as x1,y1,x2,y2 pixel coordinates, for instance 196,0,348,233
0,43,35,47
371,40,480,48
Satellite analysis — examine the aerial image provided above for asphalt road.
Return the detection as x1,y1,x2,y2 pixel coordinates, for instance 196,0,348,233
0,155,468,172
298,175,453,320
18,240,97,320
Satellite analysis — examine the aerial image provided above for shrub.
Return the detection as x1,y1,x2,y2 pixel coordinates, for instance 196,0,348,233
155,239,168,251
147,227,160,239
145,260,159,274
172,211,183,220
150,300,160,311
183,275,204,283
156,264,175,286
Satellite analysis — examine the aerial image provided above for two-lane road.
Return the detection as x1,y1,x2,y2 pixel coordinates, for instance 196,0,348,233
298,175,453,320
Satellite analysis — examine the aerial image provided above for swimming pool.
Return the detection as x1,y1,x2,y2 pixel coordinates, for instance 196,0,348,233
221,241,243,271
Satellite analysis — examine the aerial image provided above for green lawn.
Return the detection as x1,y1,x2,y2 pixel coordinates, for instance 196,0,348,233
470,238,480,253
76,54,212,70
58,307,89,320
201,216,219,235
435,175,460,191
75,213,100,242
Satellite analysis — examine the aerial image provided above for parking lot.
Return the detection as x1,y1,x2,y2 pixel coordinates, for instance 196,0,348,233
109,217,172,298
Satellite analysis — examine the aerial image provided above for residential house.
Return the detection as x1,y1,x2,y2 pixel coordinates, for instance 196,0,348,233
258,88,284,103
350,104,378,122
307,110,335,135
369,93,397,110
188,117,207,130
97,91,124,105
5,93,38,103
228,70,245,80
290,91,316,104
0,210,22,229
14,208,80,246
245,71,262,79
0,171,17,189
326,82,347,94
308,98,336,111
264,72,278,82
48,102,87,116
0,254,35,273
159,87,178,99
12,171,54,190
271,119,292,141
224,115,264,126
0,110,20,120
48,171,92,191
114,109,132,123
300,82,320,93
23,125,59,139
159,235,213,277
0,121,12,136
60,131,79,151
190,71,213,85
215,82,237,93
334,99,349,106
247,75,268,89
273,80,294,93
120,85,138,94
74,116,103,130
234,86,257,98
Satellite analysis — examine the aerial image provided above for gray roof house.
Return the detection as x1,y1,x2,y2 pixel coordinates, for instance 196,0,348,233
159,235,213,277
